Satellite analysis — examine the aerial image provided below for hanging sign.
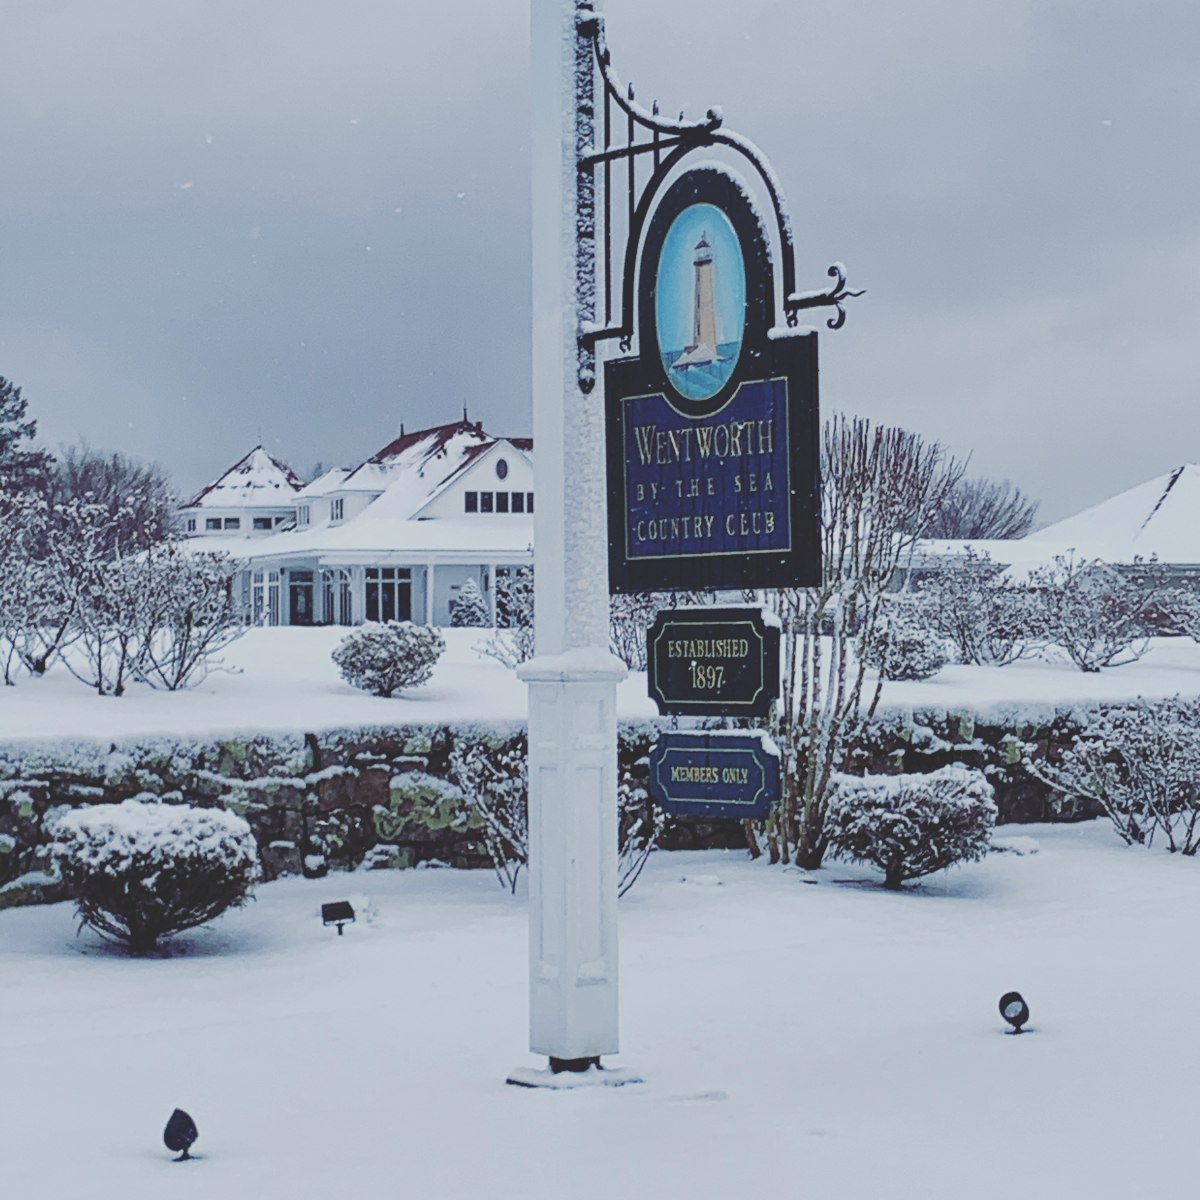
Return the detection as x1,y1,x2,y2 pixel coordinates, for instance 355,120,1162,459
606,166,820,594
647,730,781,820
646,606,780,718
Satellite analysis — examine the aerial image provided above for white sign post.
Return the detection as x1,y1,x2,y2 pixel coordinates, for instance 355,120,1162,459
507,0,637,1087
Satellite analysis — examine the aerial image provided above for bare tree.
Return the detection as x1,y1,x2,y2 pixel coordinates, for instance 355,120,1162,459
44,443,177,553
770,415,966,869
923,475,1039,540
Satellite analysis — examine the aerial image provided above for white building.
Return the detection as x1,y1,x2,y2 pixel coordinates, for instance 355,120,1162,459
182,418,534,627
179,445,303,537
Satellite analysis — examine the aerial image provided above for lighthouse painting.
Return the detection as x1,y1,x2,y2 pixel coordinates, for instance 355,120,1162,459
655,202,745,401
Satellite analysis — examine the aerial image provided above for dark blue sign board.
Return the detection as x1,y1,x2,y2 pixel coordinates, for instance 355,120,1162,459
647,606,780,718
647,731,781,820
606,166,820,594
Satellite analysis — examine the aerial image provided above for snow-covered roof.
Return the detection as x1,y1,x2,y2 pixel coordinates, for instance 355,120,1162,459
916,464,1200,575
337,420,517,519
245,517,532,563
295,467,352,499
183,446,303,509
1029,464,1200,565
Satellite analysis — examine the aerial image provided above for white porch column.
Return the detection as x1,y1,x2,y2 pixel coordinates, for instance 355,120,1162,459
424,562,436,626
484,563,496,627
515,0,627,1075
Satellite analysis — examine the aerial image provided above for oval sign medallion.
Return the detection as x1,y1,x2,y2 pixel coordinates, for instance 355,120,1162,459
654,202,745,402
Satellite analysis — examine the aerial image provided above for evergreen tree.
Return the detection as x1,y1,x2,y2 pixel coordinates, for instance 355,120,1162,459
451,577,491,627
0,376,53,490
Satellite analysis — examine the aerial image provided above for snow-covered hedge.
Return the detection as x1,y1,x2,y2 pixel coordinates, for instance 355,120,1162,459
860,599,948,681
332,621,445,697
826,765,997,889
49,800,259,952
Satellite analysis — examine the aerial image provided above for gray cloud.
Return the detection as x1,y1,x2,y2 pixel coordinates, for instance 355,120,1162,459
1,0,1196,520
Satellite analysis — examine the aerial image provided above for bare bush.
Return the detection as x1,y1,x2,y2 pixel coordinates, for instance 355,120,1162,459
917,547,1042,666
1028,700,1200,854
1030,555,1160,672
771,416,966,870
451,736,663,896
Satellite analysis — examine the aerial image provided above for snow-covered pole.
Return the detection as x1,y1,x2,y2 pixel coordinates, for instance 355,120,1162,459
513,0,628,1079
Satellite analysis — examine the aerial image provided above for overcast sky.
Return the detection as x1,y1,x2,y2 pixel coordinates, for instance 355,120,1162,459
2,1,1196,521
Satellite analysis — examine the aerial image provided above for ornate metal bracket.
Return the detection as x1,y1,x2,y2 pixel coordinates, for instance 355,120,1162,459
573,3,861,391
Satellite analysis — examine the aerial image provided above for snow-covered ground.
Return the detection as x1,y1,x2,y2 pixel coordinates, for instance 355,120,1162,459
2,627,1200,743
1,822,1195,1198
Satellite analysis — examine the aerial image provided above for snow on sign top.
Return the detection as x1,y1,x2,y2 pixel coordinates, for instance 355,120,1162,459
183,446,303,509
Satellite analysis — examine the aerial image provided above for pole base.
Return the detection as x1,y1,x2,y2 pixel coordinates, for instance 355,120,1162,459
506,1062,644,1089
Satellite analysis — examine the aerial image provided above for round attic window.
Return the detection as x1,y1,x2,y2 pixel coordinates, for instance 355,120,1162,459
495,458,509,481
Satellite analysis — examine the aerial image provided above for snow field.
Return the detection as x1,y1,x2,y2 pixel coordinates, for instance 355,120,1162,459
3,626,1200,744
1,823,1197,1199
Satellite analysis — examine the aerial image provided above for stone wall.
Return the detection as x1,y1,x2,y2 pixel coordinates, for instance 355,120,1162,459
0,705,1099,909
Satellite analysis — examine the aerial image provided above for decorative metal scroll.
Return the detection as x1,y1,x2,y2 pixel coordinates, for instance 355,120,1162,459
572,3,862,392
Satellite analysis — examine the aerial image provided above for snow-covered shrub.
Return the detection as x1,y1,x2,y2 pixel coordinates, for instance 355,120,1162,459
478,568,534,667
1028,699,1200,854
450,577,490,628
332,621,445,697
917,548,1041,666
49,800,259,953
860,598,948,681
1028,555,1160,672
826,766,997,889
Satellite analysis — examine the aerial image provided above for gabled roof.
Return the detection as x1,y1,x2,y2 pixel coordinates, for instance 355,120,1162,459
1031,464,1200,564
295,467,352,499
183,446,303,509
335,419,497,518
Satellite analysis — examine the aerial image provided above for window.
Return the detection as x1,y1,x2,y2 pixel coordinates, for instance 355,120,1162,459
465,491,478,513
206,518,221,531
480,492,494,513
223,517,241,530
253,517,272,531
365,567,412,623
495,457,509,480
511,492,525,513
496,492,510,513
331,498,345,522
274,515,287,526
526,492,534,513
186,518,196,532
298,505,311,526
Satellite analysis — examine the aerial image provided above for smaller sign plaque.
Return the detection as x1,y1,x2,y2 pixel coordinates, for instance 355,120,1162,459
647,731,781,820
647,606,780,718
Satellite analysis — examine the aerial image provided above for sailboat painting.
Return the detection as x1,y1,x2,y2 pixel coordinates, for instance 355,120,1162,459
655,203,745,402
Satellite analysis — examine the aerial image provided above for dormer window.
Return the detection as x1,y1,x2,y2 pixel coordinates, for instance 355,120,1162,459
331,498,345,522
223,517,241,530
298,505,311,526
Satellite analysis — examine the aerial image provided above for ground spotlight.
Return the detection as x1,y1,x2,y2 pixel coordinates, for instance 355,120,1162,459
322,900,356,935
999,991,1030,1034
163,1108,198,1161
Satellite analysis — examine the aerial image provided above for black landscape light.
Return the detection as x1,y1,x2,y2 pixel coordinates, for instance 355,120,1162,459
999,991,1030,1034
321,900,356,935
163,1108,198,1161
